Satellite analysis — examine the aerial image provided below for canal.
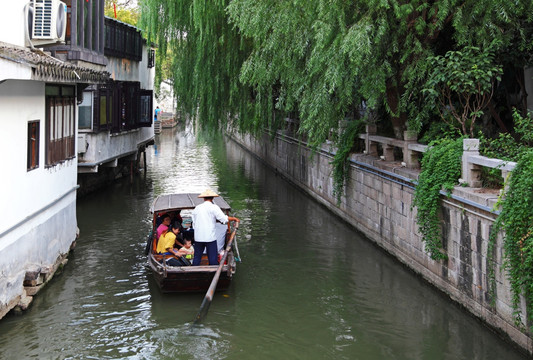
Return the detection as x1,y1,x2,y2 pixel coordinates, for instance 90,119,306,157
0,125,527,359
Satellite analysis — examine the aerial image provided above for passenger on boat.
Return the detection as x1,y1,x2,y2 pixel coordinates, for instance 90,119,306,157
157,223,187,266
156,214,171,239
180,238,194,261
169,210,183,225
182,218,194,241
192,189,240,265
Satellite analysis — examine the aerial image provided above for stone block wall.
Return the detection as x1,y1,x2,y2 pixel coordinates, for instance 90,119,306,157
230,131,532,355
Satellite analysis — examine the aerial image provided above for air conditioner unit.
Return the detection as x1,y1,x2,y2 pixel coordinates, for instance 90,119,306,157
26,0,67,46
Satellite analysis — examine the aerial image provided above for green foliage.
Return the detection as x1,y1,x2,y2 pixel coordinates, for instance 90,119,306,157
228,0,364,146
482,109,533,328
419,122,461,145
140,0,532,145
229,0,457,139
424,46,503,137
104,1,139,25
413,137,464,260
139,0,255,134
331,119,364,203
480,109,533,161
489,150,533,330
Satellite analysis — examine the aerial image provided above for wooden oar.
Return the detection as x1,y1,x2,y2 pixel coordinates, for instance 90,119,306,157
194,223,238,323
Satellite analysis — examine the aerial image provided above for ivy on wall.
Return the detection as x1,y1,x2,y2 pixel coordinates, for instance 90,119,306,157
331,119,364,202
412,137,464,260
485,110,533,331
489,151,533,330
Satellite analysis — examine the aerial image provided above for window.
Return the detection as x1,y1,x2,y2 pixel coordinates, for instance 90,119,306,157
78,90,93,130
93,82,152,133
104,18,143,61
45,85,76,167
100,94,108,126
139,90,153,126
120,83,138,131
148,49,155,68
27,120,40,171
93,84,112,131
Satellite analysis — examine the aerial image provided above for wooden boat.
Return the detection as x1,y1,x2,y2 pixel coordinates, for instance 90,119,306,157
147,193,238,293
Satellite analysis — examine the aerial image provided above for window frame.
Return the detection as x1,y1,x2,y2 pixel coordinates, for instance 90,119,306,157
27,120,40,171
93,82,153,133
78,89,94,131
93,84,112,132
139,90,153,127
45,85,76,167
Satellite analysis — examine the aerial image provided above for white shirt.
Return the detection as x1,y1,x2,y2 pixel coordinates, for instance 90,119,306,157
192,200,229,243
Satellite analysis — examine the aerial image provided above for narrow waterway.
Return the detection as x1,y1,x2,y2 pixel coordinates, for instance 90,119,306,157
0,125,527,359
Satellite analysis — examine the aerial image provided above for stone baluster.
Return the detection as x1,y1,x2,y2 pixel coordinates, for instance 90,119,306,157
461,138,482,187
403,130,419,168
365,124,378,156
383,144,395,161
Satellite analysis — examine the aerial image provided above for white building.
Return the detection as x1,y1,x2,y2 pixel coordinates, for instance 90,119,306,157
0,0,108,318
0,0,154,318
76,17,155,191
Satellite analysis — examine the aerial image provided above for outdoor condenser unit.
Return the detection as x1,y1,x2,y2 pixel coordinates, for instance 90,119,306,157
27,0,67,46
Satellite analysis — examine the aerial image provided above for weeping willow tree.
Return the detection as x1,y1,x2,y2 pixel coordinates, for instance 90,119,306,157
139,0,532,204
139,0,258,133
140,0,531,138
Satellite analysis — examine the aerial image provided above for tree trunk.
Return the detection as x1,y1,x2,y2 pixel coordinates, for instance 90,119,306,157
386,79,407,139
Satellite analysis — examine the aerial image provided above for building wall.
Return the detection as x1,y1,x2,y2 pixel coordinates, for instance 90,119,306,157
0,1,26,47
78,127,152,166
78,41,155,168
106,43,155,90
0,80,78,232
230,132,533,355
0,79,78,317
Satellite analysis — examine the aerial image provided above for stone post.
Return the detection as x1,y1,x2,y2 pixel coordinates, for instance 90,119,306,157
383,145,395,161
403,130,419,168
365,124,378,156
461,138,482,187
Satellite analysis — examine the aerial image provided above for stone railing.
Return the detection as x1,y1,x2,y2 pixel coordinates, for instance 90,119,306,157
358,125,427,169
358,126,517,190
460,138,516,189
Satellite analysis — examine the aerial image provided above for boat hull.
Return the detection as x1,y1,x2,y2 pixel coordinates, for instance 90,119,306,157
148,255,235,293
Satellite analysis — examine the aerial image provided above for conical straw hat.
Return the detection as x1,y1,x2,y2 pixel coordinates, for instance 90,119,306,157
198,189,219,198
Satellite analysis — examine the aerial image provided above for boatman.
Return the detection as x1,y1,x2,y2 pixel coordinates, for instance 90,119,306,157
192,189,240,265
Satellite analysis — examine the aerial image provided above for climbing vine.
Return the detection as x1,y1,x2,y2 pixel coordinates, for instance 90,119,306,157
489,150,533,330
412,137,464,260
484,109,533,330
331,119,364,203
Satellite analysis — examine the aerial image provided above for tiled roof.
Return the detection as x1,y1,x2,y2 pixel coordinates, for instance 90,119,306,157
0,42,109,83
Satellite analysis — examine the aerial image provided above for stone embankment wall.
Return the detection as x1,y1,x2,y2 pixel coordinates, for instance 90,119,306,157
230,131,532,355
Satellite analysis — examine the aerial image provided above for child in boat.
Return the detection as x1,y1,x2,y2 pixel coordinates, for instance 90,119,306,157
179,238,194,261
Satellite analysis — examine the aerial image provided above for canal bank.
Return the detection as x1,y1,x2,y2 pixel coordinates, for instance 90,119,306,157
229,131,533,355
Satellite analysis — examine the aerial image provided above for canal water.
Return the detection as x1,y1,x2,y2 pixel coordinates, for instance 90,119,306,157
0,125,528,359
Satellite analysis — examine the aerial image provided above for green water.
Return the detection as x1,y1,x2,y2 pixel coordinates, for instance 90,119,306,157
0,125,527,359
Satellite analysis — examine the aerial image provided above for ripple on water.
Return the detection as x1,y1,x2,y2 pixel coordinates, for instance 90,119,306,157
131,324,231,360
